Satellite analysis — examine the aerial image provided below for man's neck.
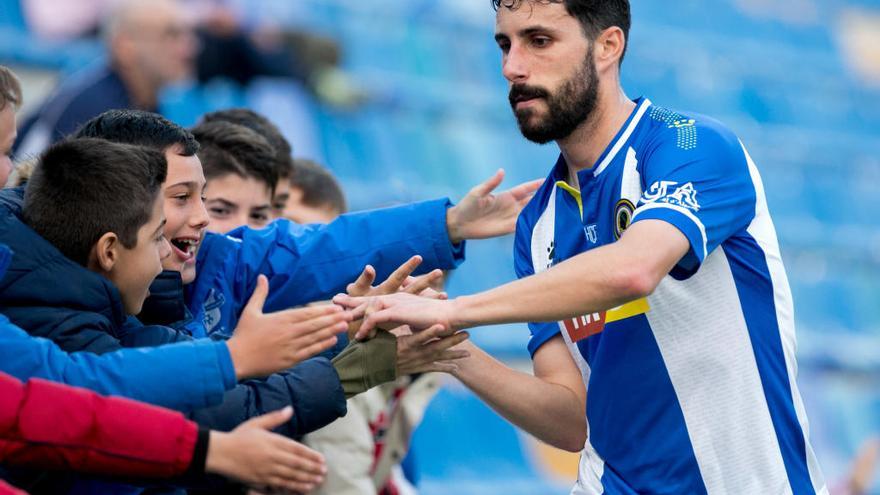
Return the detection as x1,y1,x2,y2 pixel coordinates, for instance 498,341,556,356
114,63,160,110
557,88,636,180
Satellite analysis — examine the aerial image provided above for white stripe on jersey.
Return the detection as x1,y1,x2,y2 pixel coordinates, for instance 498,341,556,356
529,185,607,494
741,143,828,494
594,100,652,177
646,248,792,494
620,147,642,205
633,202,709,260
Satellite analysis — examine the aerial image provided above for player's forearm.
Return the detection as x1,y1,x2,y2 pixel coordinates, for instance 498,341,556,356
452,244,646,329
451,342,586,452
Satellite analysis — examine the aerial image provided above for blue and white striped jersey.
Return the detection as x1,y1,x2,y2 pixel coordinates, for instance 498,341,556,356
514,98,826,495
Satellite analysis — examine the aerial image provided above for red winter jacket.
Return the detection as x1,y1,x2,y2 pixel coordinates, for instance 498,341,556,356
0,372,207,487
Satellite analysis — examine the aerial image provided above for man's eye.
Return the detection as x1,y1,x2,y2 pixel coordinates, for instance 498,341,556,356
209,208,230,217
531,37,551,48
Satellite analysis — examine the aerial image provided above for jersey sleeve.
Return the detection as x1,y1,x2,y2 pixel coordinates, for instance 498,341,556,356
513,211,560,358
631,121,756,280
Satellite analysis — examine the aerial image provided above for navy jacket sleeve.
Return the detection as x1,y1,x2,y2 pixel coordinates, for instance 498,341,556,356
0,314,234,412
215,198,466,315
187,358,347,438
118,319,347,437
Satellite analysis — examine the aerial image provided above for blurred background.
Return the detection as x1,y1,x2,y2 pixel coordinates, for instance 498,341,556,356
3,0,880,493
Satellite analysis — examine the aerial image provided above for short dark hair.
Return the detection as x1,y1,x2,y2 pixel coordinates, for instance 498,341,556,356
23,138,167,266
201,108,294,179
74,109,200,156
190,120,278,193
492,0,631,64
0,65,22,111
290,159,347,214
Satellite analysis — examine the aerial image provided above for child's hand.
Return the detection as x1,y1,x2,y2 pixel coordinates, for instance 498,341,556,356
228,275,351,379
206,407,326,493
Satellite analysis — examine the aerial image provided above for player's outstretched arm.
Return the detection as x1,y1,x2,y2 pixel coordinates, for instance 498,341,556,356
445,169,543,243
336,219,689,338
451,336,586,452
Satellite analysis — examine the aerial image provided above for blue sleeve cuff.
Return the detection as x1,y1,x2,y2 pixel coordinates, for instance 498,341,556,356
429,198,466,269
212,341,237,390
632,203,707,280
526,322,561,358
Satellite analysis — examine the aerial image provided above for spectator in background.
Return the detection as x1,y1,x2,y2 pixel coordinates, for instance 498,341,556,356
0,67,20,187
200,108,295,219
284,158,347,224
14,0,197,155
190,119,278,233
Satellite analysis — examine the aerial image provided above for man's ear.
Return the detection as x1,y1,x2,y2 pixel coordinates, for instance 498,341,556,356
595,26,626,72
87,232,121,273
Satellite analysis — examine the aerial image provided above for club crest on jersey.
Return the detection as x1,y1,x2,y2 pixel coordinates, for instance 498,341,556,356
641,180,700,212
614,199,635,239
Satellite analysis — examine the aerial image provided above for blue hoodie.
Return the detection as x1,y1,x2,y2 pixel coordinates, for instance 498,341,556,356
175,198,465,338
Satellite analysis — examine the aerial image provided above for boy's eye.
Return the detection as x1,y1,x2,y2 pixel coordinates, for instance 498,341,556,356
209,207,230,217
173,194,190,202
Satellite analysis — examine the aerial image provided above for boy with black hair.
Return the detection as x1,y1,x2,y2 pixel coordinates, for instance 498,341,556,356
284,158,347,224
200,107,294,217
191,119,278,232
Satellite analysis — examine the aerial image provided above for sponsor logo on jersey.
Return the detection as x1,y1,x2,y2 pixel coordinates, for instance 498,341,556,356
563,298,651,342
641,180,700,212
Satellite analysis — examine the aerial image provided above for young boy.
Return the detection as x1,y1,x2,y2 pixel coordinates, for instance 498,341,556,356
199,108,294,219
191,119,278,232
284,158,347,224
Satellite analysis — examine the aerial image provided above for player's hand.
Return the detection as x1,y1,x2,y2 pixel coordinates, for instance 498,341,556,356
446,169,542,243
228,275,351,379
394,324,470,375
206,407,326,493
332,292,456,340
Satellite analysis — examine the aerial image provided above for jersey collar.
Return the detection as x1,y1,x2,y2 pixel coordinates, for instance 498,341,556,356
553,97,652,186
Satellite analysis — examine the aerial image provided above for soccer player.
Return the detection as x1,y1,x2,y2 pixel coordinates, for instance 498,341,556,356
333,1,828,493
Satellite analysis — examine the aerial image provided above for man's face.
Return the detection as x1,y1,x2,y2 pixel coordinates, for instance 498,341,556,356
283,184,339,224
204,174,273,234
161,148,209,284
0,104,17,186
108,196,171,315
127,1,197,86
495,2,599,144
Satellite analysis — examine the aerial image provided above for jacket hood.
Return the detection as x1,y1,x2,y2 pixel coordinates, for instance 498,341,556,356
0,187,128,333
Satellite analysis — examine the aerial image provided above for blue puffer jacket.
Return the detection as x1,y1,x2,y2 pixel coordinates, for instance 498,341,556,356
178,199,465,338
0,244,234,410
0,188,346,437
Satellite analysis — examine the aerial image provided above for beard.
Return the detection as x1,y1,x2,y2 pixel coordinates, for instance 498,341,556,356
509,49,599,145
